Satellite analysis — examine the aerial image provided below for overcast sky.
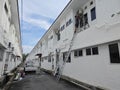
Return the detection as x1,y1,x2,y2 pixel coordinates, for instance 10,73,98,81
18,0,70,54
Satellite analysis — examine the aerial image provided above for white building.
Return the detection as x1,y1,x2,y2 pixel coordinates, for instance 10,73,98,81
0,0,22,79
26,0,120,90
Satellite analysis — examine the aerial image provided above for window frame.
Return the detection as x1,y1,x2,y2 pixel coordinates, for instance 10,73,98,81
66,19,72,27
63,52,71,63
109,43,120,63
57,31,60,41
60,25,65,31
86,48,91,56
84,13,88,25
74,50,78,57
78,50,83,56
4,3,8,15
92,47,99,55
91,7,96,21
74,49,83,57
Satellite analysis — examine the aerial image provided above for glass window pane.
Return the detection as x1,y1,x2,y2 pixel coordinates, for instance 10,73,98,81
86,48,91,55
91,7,96,21
92,47,99,55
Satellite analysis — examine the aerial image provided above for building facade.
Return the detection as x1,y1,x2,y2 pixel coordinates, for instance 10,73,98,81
0,0,22,79
26,0,120,90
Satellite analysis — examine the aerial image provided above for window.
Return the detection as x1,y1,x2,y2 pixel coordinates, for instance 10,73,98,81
4,3,8,14
67,55,71,63
74,51,78,57
60,25,65,31
74,49,83,57
84,13,88,25
91,7,96,21
90,1,93,6
63,52,71,63
86,48,91,55
84,6,87,10
66,21,69,27
69,19,72,25
92,47,99,55
66,19,72,27
109,43,120,63
86,47,99,56
50,35,53,39
48,56,51,62
79,50,83,56
57,31,60,41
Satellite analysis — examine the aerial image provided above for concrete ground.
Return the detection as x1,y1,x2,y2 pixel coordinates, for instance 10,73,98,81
8,72,84,90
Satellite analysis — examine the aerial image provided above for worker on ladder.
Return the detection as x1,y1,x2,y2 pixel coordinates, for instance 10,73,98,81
75,10,84,33
75,11,80,33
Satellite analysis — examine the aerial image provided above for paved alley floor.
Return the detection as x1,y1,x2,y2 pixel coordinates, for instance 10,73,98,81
8,72,83,90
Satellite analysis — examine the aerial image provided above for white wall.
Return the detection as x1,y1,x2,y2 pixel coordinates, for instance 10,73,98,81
63,41,120,90
96,0,120,26
58,10,74,52
48,31,54,53
27,0,120,90
0,0,22,76
41,59,52,71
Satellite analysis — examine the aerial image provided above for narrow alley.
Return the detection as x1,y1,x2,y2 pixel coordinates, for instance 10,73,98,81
0,0,120,90
8,72,83,90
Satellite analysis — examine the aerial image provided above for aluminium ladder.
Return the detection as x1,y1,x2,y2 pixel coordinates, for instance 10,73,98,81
56,32,76,81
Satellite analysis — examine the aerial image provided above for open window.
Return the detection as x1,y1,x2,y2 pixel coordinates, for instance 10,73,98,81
84,13,88,25
75,10,89,29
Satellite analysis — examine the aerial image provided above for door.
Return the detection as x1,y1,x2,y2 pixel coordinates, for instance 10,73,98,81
109,43,120,63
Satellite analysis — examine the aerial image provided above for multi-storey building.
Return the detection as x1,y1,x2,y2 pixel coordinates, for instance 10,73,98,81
0,0,22,80
26,0,120,90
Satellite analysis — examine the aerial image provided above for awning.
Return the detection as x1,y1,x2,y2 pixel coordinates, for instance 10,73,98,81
35,53,42,57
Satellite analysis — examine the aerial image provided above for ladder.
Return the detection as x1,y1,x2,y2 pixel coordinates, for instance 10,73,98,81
56,32,76,81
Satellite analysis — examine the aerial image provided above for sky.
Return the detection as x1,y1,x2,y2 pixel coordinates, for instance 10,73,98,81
18,0,70,54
